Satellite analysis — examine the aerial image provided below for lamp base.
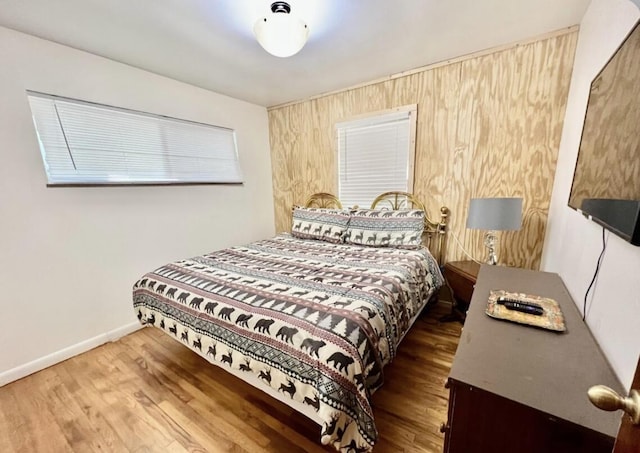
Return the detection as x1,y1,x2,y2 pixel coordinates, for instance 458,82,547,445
484,231,498,265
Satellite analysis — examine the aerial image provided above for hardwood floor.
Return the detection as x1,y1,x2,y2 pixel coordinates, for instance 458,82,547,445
0,303,461,453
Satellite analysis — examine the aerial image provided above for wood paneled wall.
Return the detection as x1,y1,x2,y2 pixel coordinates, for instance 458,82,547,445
268,31,578,269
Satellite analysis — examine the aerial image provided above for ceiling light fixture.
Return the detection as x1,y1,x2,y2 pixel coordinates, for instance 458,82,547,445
254,1,309,58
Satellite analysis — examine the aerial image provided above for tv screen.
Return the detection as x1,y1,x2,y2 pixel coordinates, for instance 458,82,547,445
568,19,640,246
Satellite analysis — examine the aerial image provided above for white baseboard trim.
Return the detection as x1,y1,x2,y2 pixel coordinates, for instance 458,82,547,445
0,321,142,387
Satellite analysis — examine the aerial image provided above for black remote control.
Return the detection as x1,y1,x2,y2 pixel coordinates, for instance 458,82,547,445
497,298,544,316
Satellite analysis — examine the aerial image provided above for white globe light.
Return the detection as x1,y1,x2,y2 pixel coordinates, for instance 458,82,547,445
254,2,309,58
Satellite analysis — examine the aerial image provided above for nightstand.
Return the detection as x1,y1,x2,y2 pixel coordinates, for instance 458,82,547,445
441,260,480,322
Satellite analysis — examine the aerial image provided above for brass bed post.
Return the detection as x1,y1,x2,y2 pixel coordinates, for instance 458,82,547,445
436,206,450,265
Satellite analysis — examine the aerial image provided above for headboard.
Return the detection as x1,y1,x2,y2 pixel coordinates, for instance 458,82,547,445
304,192,343,209
371,191,449,264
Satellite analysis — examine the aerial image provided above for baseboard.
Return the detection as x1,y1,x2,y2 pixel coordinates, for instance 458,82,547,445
105,321,143,342
0,321,142,387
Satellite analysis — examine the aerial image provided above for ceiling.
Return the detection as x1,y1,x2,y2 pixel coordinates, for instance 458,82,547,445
0,0,591,107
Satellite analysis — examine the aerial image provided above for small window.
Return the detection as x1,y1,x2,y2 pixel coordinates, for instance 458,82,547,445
27,91,243,186
336,105,417,208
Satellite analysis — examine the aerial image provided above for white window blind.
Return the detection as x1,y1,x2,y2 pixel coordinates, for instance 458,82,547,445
337,106,416,208
27,91,243,185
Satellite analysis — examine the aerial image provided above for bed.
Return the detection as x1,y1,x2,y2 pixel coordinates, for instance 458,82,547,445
133,192,449,452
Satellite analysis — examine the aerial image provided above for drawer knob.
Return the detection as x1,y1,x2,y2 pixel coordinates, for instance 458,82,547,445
440,422,450,433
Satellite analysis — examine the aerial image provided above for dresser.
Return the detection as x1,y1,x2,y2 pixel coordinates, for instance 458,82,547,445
442,265,624,453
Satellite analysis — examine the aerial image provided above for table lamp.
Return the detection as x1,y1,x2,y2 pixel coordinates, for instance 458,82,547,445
466,197,523,265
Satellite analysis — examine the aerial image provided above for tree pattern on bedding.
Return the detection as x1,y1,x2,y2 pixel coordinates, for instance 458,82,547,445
133,234,442,452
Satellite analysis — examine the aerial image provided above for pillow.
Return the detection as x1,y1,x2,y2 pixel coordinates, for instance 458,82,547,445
345,209,425,248
291,207,351,243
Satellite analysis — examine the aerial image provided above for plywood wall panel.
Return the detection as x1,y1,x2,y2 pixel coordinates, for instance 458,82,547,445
269,31,578,269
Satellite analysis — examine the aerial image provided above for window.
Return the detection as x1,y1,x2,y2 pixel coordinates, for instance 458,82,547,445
27,91,243,186
336,105,417,208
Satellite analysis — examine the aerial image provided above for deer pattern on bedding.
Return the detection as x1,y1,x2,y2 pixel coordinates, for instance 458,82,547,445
133,234,442,452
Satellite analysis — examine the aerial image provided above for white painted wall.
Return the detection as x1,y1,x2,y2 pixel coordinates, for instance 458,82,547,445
0,26,274,385
542,0,640,390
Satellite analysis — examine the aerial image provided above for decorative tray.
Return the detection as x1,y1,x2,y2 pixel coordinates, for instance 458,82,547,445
485,290,566,332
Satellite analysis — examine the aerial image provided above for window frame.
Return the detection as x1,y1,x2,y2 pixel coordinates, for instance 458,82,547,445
334,104,418,208
26,91,244,187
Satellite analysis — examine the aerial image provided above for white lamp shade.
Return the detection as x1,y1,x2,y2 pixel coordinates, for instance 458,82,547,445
254,14,309,58
466,197,523,231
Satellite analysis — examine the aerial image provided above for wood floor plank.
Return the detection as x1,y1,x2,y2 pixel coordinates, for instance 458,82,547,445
55,360,132,452
163,440,191,453
0,302,461,452
157,400,243,453
29,367,118,452
2,379,75,453
0,386,30,453
62,350,171,452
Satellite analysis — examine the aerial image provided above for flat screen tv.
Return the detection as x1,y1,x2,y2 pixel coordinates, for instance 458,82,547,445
568,19,640,246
